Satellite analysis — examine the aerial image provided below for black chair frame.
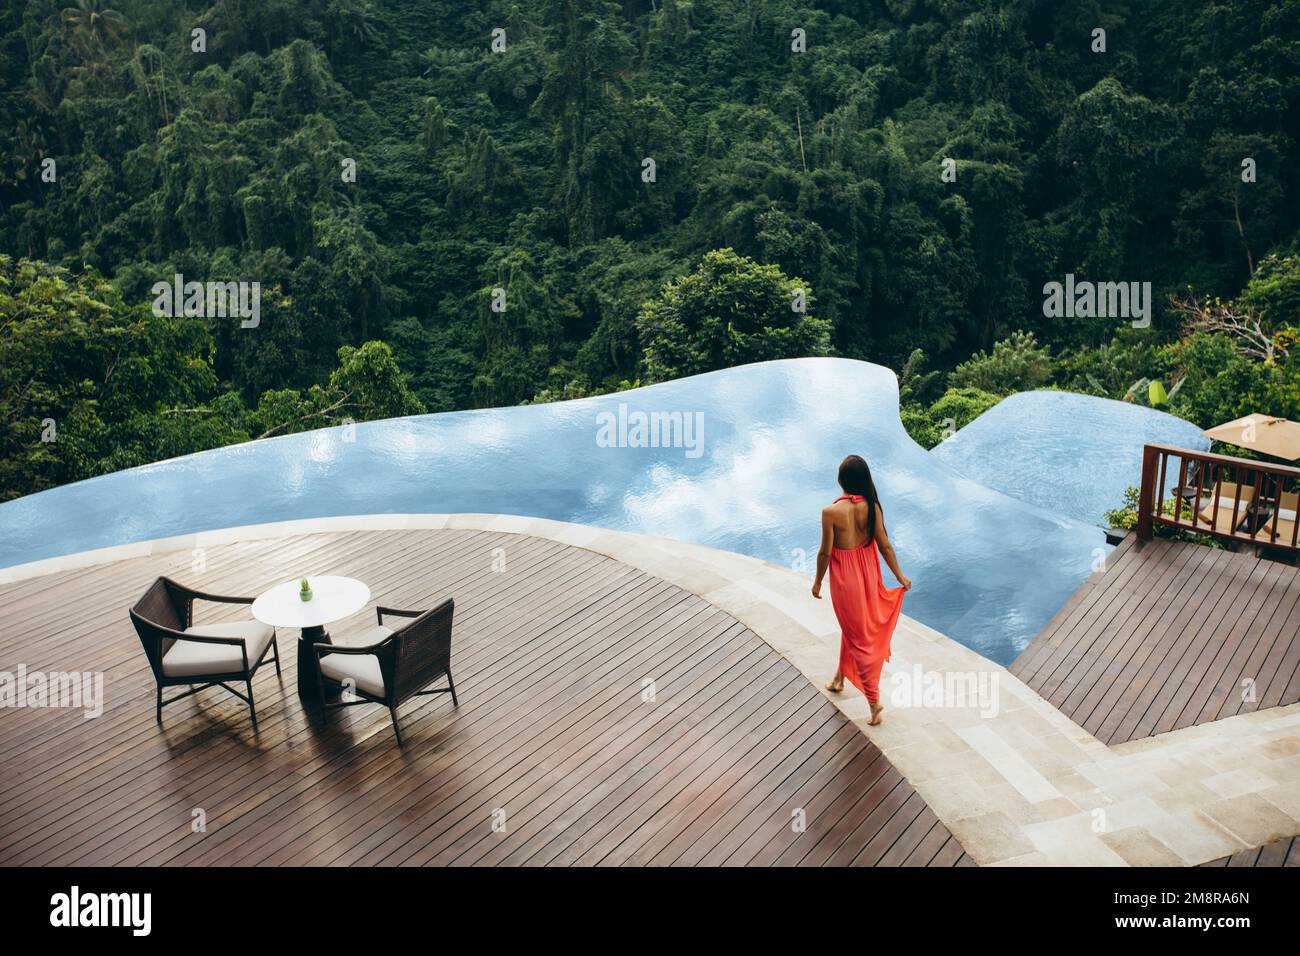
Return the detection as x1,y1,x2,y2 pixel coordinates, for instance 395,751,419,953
313,598,457,746
129,576,281,729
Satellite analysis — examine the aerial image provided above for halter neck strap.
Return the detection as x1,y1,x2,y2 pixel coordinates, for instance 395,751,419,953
834,494,865,504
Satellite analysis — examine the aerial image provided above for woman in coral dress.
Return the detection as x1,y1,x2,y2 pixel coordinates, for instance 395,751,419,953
810,455,911,725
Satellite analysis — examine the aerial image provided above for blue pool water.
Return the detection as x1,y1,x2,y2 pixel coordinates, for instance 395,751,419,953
1,358,1143,664
931,391,1210,527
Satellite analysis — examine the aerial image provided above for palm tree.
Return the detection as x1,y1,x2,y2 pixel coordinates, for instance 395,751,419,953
330,0,380,47
60,0,128,55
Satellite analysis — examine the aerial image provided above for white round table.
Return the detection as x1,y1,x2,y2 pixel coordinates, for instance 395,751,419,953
252,576,370,706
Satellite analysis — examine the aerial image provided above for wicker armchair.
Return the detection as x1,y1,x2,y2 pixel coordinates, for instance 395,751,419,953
314,598,457,745
129,576,281,729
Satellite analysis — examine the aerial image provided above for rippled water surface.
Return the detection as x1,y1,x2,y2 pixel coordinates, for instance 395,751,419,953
932,390,1210,526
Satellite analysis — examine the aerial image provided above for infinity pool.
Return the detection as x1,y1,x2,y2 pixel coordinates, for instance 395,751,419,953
1,358,1148,664
932,390,1210,526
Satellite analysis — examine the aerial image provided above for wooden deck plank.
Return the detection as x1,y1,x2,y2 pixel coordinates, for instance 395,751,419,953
680,721,861,867
201,577,706,867
1200,836,1298,867
341,593,736,866
928,833,968,867
1054,540,1205,715
449,648,799,867
1181,560,1294,728
1012,537,1167,692
713,734,873,866
1033,540,1181,705
386,616,755,866
899,813,952,866
0,529,505,770
750,750,892,866
1138,554,1271,737
16,543,617,864
1250,583,1300,711
1083,543,1223,741
1103,547,1251,743
0,527,966,867
1010,533,1137,682
782,765,904,866
3,533,607,862
633,711,845,867
1216,574,1300,717
1012,536,1299,745
858,790,935,866
601,678,822,867
186,576,699,867
1255,838,1293,867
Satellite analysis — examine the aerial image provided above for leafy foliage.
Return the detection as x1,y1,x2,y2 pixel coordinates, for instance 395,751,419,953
637,248,830,382
903,387,1003,450
1103,486,1222,548
0,256,423,499
2,0,1300,496
949,331,1053,395
0,255,226,498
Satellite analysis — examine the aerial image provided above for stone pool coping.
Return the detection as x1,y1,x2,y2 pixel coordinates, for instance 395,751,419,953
3,513,1297,866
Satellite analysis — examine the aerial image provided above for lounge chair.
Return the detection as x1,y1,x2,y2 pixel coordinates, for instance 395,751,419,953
314,598,457,746
1196,482,1256,534
1258,491,1299,547
130,577,281,728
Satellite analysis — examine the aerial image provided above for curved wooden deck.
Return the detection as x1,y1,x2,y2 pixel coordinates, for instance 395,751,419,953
0,527,969,866
1011,534,1299,745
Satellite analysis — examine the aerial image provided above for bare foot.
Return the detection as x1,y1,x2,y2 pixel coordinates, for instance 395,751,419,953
825,677,844,693
867,701,884,725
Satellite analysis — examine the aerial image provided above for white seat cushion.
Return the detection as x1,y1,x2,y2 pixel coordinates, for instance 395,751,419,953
318,626,392,697
162,621,275,678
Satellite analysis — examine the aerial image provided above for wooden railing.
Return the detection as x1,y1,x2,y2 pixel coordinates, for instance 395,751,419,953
1137,443,1300,553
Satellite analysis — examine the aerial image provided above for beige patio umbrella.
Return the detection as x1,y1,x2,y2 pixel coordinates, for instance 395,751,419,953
1202,413,1300,461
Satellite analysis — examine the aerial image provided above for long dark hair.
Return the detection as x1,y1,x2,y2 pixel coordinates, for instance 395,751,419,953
837,454,881,540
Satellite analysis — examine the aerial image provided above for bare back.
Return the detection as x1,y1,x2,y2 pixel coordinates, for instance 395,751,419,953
824,498,878,550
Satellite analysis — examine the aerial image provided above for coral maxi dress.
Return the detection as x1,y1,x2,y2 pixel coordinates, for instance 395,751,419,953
829,494,906,704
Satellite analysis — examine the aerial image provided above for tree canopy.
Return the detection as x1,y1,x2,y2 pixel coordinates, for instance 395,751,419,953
1,0,1298,497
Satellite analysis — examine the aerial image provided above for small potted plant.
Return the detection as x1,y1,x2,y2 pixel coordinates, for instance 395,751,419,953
299,578,313,602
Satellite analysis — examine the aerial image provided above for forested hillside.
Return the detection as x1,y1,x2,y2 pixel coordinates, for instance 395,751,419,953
2,0,1298,500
